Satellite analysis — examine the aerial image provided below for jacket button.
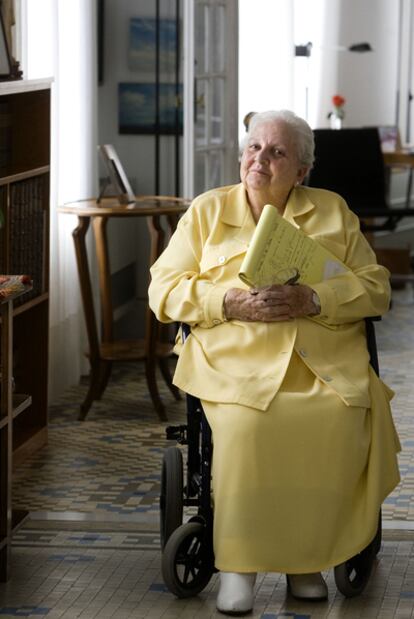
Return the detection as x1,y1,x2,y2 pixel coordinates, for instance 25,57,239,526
218,256,226,264
323,375,333,382
299,349,307,357
212,319,221,325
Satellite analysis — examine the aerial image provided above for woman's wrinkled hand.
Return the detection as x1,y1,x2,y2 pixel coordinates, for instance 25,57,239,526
223,284,319,322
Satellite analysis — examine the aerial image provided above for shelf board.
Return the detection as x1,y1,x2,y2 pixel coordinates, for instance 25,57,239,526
12,394,32,419
0,416,8,430
13,292,49,316
13,426,47,468
0,293,49,322
12,509,29,533
0,78,53,96
0,165,50,185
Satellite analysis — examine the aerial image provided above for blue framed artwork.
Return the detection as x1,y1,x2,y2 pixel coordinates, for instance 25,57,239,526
128,18,178,74
118,83,183,135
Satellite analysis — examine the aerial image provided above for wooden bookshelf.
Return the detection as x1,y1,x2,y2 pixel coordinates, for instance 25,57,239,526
0,80,51,580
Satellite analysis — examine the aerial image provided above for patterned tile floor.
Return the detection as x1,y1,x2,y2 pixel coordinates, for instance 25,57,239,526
1,288,414,617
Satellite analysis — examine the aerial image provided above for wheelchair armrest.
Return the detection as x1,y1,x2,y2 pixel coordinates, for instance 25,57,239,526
181,323,191,341
365,317,380,376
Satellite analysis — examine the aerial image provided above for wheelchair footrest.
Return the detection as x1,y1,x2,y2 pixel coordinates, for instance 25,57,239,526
166,424,188,444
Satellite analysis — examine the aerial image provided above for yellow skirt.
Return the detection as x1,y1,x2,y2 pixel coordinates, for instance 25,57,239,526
202,351,400,574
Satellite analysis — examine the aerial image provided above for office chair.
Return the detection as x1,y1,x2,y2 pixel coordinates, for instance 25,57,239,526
307,128,414,233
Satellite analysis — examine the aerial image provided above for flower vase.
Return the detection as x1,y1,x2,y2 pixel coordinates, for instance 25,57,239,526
330,115,342,130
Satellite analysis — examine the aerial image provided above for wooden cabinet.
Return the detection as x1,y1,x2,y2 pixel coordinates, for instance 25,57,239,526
0,285,32,580
0,79,51,467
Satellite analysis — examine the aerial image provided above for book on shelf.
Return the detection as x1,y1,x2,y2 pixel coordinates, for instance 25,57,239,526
0,275,32,301
238,204,348,288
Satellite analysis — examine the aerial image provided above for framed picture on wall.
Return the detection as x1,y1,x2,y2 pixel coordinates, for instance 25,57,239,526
118,82,183,135
377,126,400,153
128,17,179,75
0,11,12,79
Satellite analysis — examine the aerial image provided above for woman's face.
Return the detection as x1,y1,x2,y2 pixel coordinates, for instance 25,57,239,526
240,120,308,199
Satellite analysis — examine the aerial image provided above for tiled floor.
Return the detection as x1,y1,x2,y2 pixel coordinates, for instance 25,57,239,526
2,288,414,618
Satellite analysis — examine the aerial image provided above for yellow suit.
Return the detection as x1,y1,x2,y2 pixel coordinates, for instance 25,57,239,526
149,183,400,573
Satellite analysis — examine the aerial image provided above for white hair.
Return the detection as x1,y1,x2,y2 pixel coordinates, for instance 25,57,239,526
240,110,315,168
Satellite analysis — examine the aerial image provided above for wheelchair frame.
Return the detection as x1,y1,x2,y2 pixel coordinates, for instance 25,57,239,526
160,319,382,599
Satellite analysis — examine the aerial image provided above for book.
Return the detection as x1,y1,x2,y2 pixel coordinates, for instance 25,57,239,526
238,204,348,288
0,275,32,302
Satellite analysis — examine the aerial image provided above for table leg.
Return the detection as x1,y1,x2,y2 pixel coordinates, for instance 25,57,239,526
79,360,108,421
145,356,167,422
72,217,101,420
145,214,170,420
158,356,181,400
93,216,114,342
96,360,113,399
0,302,12,581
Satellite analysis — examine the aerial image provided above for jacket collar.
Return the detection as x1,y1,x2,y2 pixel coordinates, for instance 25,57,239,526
221,183,251,227
220,183,317,232
283,186,317,227
220,184,255,247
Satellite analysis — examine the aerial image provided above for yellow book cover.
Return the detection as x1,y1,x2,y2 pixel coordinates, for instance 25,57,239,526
239,204,348,288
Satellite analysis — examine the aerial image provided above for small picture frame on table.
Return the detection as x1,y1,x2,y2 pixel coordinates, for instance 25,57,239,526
0,9,22,81
97,144,136,205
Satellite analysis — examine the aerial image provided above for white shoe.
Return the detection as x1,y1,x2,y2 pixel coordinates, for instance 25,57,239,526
216,571,256,615
286,572,328,600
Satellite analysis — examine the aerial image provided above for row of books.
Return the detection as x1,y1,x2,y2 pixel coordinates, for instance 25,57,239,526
0,175,48,304
0,101,11,171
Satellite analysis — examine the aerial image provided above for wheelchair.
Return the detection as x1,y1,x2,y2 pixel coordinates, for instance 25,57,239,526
160,319,383,599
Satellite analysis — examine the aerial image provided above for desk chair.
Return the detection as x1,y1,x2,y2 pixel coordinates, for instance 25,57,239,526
376,125,413,211
307,128,414,232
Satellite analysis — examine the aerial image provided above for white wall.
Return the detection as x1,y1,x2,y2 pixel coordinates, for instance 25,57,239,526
238,0,294,136
335,0,398,128
239,0,399,130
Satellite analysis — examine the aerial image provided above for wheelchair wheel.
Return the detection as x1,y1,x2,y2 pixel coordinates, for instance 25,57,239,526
162,521,215,598
373,511,382,555
334,511,382,598
160,446,183,549
334,541,376,597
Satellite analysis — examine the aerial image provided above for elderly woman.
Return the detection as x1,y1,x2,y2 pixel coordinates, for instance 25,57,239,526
148,110,400,614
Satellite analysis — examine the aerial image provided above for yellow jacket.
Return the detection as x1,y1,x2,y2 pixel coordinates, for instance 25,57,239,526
149,183,391,411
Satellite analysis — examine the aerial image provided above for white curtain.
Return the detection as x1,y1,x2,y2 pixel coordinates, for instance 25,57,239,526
21,0,98,402
238,0,340,133
238,0,294,137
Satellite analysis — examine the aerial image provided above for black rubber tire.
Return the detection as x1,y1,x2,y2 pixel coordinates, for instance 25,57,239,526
160,446,183,550
373,511,382,555
334,511,382,598
334,543,375,597
161,521,214,598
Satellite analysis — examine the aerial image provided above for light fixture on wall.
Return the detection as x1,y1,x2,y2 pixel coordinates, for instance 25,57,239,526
294,41,373,121
294,41,373,57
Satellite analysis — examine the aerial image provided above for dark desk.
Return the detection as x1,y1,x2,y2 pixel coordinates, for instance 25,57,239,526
58,196,189,421
383,149,414,168
384,150,414,211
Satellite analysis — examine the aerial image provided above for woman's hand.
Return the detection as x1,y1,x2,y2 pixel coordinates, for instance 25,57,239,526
223,284,319,322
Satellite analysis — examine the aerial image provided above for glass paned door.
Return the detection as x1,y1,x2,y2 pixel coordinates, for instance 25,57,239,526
183,0,239,199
